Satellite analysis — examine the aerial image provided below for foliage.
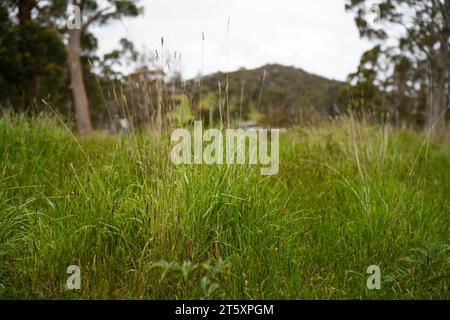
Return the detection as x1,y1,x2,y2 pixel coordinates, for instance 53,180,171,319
346,0,450,128
386,243,449,299
0,1,143,129
0,5,67,111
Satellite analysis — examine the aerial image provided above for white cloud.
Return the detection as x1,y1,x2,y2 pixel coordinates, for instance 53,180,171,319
92,0,372,81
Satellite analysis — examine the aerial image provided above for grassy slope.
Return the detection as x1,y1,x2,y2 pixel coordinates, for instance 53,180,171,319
0,115,448,299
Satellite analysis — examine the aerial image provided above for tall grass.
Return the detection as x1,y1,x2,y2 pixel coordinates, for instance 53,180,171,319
0,113,448,299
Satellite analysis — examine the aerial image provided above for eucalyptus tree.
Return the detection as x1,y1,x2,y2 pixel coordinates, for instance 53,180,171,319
38,0,143,134
346,0,449,129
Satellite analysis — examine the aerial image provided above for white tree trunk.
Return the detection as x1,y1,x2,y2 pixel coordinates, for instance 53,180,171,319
68,28,93,134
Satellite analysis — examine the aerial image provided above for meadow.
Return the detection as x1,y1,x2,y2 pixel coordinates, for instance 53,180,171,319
0,114,448,299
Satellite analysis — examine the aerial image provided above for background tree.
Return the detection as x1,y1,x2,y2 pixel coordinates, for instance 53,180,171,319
346,0,449,130
0,1,67,112
347,45,387,121
39,0,143,134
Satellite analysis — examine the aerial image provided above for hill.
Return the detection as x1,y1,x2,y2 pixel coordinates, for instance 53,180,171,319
184,64,347,126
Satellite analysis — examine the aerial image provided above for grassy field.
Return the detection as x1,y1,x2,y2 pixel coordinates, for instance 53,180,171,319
0,114,448,299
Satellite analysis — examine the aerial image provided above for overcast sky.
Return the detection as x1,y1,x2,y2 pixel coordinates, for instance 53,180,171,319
92,0,373,81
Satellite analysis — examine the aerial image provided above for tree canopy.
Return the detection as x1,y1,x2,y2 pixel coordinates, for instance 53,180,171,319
346,0,449,129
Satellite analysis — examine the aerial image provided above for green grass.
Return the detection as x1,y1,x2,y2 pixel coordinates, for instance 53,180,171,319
0,114,448,299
